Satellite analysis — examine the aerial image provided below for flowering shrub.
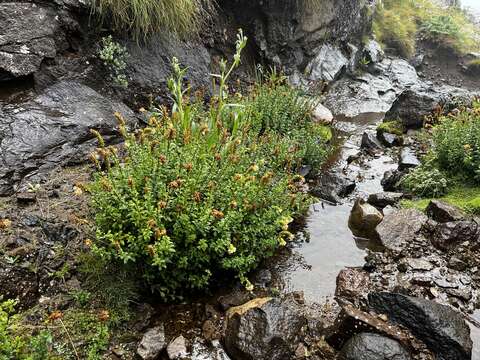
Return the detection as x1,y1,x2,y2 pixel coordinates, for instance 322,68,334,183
89,32,326,298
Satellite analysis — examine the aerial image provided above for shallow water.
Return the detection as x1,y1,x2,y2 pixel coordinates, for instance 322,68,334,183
276,114,398,303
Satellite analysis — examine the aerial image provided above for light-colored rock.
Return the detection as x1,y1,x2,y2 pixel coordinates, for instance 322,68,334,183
306,44,348,82
167,335,189,360
349,199,384,239
137,325,166,360
312,103,334,124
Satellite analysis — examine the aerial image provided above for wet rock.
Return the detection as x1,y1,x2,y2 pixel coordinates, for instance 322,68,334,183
124,34,211,98
426,200,464,223
312,103,334,124
386,83,479,129
361,132,383,152
430,221,479,251
363,40,385,64
324,58,418,119
167,335,188,360
305,44,348,82
137,325,166,360
339,332,412,360
398,148,421,171
369,292,473,360
217,289,252,311
367,192,404,209
191,338,231,360
224,296,307,360
0,81,136,196
0,3,58,80
312,172,356,204
381,170,405,192
335,268,370,301
375,209,428,252
348,199,383,239
377,132,403,147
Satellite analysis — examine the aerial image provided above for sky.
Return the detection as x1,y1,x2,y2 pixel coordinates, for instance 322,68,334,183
462,0,480,11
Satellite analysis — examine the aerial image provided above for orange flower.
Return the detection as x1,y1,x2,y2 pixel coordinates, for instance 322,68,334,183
84,239,93,247
155,228,167,239
0,218,12,229
158,201,167,209
183,163,193,172
193,192,202,202
98,310,110,322
48,311,63,322
212,210,224,219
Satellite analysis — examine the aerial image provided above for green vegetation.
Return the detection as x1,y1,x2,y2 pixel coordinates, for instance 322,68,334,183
91,0,213,39
377,120,404,136
401,185,480,215
373,0,480,57
98,36,129,87
88,32,331,299
401,102,480,213
1,299,53,359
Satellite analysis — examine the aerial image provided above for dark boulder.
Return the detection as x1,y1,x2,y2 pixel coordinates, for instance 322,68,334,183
339,332,412,360
225,296,308,360
369,292,472,360
375,209,428,252
361,131,383,152
386,83,478,129
426,200,464,223
430,221,479,251
381,170,405,192
0,81,137,196
367,192,404,209
311,172,356,204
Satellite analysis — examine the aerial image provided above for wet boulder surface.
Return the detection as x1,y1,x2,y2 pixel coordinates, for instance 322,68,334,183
369,292,473,360
339,332,412,360
0,81,137,196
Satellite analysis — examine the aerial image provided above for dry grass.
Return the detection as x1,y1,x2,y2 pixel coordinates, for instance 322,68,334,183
91,0,215,40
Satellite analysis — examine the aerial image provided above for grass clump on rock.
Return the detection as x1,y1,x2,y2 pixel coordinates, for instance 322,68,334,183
91,0,214,39
88,32,331,299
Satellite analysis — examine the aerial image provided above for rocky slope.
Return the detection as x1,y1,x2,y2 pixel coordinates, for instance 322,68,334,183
0,1,479,359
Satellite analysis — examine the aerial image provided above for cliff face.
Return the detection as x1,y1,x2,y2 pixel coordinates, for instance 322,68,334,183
221,0,376,70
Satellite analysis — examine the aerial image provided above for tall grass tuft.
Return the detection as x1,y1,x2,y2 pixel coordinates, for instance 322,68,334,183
91,0,215,40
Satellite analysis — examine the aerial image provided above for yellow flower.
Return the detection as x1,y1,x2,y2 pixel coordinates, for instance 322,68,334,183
0,218,12,229
278,238,287,247
245,280,254,292
227,243,237,254
84,239,93,247
73,186,83,197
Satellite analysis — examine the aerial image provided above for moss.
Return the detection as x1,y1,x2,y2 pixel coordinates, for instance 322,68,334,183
400,185,480,214
377,120,404,136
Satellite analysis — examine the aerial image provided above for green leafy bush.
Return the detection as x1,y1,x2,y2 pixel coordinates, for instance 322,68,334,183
89,32,321,299
98,36,129,87
433,105,480,182
91,0,213,39
401,162,449,197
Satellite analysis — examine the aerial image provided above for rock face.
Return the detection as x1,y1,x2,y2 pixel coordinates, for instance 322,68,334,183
339,332,412,360
0,81,137,195
348,199,384,239
367,192,404,209
305,44,348,82
312,172,356,203
369,292,473,360
226,0,374,69
375,209,428,251
224,296,308,360
361,131,383,152
386,83,479,128
137,325,167,360
0,3,59,80
324,58,418,119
